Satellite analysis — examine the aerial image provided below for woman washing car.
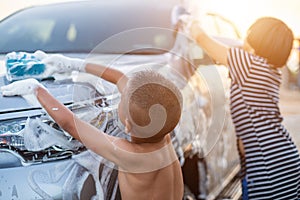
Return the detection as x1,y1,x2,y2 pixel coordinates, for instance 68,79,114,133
188,16,300,199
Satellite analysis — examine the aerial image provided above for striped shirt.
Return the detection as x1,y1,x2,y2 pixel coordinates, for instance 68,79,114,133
227,47,300,199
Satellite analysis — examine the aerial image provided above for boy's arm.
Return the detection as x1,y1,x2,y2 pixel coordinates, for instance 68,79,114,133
84,63,128,93
0,78,131,167
36,86,177,173
35,85,127,164
42,54,128,92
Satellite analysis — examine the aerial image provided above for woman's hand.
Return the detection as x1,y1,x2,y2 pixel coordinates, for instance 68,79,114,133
189,19,204,41
184,17,229,66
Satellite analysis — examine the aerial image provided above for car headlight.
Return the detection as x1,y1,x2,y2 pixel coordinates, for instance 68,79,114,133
0,122,24,134
0,120,26,148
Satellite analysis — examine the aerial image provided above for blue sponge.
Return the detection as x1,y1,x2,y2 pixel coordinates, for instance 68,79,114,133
5,51,47,81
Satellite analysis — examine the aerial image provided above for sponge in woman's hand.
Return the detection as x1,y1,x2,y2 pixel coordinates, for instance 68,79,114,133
5,50,48,81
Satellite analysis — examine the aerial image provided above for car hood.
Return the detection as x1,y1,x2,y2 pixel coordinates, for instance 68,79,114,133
0,53,170,120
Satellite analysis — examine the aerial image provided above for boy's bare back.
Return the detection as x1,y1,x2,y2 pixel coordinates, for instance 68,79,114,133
117,135,184,200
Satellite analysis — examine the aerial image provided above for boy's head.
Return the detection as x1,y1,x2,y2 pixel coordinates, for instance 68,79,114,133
245,17,294,68
118,70,182,143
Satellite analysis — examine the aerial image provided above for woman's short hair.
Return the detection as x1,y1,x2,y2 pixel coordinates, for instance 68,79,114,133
246,17,294,68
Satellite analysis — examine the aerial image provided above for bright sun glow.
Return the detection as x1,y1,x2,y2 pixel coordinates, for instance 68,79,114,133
1,0,300,37
186,0,300,37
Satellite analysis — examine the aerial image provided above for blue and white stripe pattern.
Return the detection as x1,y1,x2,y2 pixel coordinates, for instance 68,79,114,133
227,47,300,199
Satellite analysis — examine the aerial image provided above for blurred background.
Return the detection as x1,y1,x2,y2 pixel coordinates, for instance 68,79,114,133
1,0,299,37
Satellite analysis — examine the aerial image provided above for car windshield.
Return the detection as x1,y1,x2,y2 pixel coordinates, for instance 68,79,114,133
0,1,176,54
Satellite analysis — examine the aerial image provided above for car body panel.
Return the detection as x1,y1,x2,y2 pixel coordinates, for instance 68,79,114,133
0,1,240,199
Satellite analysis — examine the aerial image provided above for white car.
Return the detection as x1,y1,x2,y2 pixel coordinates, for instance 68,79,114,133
0,0,240,199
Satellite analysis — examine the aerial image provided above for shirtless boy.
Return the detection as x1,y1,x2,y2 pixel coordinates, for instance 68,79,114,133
1,54,184,200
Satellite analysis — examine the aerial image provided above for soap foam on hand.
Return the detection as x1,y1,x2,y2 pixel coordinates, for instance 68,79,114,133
5,50,49,81
5,51,88,82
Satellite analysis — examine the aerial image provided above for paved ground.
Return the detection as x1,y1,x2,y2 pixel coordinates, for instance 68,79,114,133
279,87,300,149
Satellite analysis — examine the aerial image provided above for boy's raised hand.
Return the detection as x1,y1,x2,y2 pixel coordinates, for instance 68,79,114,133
1,78,47,106
1,78,44,96
42,54,86,74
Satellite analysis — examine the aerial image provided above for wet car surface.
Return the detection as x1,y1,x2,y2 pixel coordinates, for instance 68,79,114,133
0,0,240,199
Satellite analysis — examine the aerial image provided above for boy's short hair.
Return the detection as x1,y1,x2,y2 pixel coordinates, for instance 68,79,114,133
125,69,182,142
246,17,294,68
